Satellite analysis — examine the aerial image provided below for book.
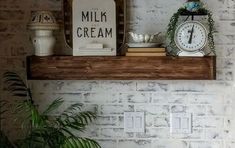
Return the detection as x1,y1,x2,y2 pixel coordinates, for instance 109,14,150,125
127,48,165,53
79,48,114,52
77,48,115,56
126,52,166,56
77,52,115,56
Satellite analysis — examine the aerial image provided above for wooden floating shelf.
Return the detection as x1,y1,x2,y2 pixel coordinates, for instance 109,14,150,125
27,56,216,80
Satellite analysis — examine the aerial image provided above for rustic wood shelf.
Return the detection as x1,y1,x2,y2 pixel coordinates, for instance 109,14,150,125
27,56,216,80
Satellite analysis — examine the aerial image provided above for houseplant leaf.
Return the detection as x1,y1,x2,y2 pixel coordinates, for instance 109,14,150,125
3,72,101,148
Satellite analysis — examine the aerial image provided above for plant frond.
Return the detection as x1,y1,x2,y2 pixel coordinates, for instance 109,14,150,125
3,71,21,77
0,100,7,107
3,72,28,99
42,127,66,147
61,103,83,116
16,130,46,148
7,82,26,88
75,111,97,125
0,100,8,119
56,117,86,132
59,103,96,125
4,76,26,87
60,127,76,137
12,93,28,97
62,137,101,148
57,111,96,134
12,101,46,128
31,106,46,128
19,127,65,148
65,120,86,132
3,72,100,148
43,98,64,115
14,101,31,115
8,87,27,92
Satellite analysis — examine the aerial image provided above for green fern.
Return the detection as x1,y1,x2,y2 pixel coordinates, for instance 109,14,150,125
3,72,101,148
0,100,15,148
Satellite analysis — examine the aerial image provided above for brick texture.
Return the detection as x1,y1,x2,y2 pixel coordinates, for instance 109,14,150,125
1,0,235,148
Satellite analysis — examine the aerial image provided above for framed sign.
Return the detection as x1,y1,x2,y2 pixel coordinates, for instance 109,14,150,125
63,0,126,56
73,0,116,56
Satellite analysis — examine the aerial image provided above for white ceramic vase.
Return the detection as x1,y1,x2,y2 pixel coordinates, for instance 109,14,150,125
28,11,59,56
32,30,56,56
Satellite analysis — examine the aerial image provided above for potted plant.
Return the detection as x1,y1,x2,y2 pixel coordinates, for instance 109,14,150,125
2,72,101,148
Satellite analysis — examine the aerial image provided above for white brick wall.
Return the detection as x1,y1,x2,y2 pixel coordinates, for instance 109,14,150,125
1,0,235,148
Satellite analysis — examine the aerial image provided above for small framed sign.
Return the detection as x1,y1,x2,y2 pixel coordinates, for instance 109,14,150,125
72,0,116,56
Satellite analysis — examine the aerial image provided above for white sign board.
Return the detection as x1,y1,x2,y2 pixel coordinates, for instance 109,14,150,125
73,0,116,56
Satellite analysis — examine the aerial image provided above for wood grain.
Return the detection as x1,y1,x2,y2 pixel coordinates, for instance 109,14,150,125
63,0,73,47
27,56,216,80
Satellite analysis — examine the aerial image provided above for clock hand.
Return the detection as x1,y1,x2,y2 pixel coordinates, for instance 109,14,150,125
188,25,194,44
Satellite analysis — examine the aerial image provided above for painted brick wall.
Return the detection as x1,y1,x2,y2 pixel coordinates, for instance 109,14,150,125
1,0,235,148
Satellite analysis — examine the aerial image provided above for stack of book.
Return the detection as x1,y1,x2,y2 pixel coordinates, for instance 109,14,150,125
126,47,166,56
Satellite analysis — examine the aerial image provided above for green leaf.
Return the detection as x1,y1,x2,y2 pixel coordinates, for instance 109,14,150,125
13,93,28,97
76,111,96,125
9,88,27,92
3,72,30,100
43,98,64,115
64,137,101,148
7,82,26,88
0,100,8,119
4,78,24,84
3,72,100,148
60,128,75,137
61,103,83,117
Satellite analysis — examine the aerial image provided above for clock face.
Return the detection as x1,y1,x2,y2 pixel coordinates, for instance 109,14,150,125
174,21,207,52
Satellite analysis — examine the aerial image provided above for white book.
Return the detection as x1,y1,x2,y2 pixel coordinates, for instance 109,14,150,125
73,48,116,56
79,48,114,52
76,51,115,56
76,48,115,56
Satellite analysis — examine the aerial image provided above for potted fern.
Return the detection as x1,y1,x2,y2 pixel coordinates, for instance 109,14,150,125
3,72,101,148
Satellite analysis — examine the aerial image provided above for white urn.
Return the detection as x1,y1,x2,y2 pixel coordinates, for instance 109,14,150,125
28,11,59,56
